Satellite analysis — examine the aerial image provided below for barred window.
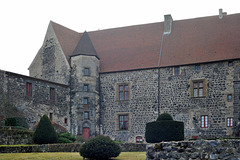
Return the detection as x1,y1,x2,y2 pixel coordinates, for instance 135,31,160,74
227,117,233,127
26,82,32,97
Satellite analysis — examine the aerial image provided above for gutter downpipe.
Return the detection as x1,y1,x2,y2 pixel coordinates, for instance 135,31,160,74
157,33,165,116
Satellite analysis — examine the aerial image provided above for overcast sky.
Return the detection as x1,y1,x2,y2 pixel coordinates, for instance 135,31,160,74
0,0,239,75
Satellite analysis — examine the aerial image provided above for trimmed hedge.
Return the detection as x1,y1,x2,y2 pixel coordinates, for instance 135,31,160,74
80,135,121,159
145,113,184,143
57,132,76,143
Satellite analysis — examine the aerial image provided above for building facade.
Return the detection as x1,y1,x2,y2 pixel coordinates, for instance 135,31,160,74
1,10,240,142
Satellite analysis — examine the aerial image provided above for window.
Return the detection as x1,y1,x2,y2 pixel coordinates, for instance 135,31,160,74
64,118,68,124
119,85,129,101
26,82,32,97
201,115,208,128
83,97,89,105
174,66,180,75
84,68,90,76
227,94,232,102
228,61,233,67
227,117,233,127
84,111,89,120
83,84,89,92
50,88,55,101
136,136,143,143
50,113,53,120
193,81,204,97
119,115,128,130
195,65,201,71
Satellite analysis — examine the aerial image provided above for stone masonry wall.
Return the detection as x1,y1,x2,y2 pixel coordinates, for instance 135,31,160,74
0,70,70,131
146,140,240,159
159,60,239,138
100,69,159,142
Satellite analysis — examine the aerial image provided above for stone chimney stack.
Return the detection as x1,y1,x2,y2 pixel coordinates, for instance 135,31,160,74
219,9,227,19
164,14,173,34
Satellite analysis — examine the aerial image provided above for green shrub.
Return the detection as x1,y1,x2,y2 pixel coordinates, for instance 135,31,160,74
157,113,173,121
76,135,88,143
33,115,57,144
57,137,72,143
80,135,121,160
145,113,184,143
4,117,28,128
58,132,76,143
5,118,17,126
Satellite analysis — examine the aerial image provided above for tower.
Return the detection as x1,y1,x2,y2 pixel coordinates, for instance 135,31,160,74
69,31,100,138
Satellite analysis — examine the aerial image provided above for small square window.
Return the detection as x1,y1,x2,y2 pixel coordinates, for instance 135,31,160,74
227,94,232,102
84,111,89,120
228,61,233,67
83,84,89,92
227,117,233,127
195,65,201,71
83,97,89,105
136,136,143,143
174,66,180,75
84,68,90,76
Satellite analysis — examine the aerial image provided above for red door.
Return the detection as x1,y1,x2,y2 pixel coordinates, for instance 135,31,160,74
83,127,90,139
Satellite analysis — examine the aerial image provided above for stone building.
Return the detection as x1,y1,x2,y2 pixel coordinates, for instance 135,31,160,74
1,10,240,142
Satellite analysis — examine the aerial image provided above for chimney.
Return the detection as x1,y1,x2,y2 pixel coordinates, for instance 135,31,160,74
219,9,227,19
164,14,173,34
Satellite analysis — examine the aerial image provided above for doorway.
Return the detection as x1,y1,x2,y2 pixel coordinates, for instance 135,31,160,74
83,127,90,139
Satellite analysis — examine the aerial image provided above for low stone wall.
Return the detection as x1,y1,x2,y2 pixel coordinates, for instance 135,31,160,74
0,143,146,153
146,140,240,159
0,129,33,145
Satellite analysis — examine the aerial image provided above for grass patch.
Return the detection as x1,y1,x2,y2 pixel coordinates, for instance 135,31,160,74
0,152,146,160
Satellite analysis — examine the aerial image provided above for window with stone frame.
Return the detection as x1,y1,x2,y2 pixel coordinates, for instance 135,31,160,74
227,117,233,127
190,79,207,98
201,115,209,128
119,115,128,130
83,97,89,105
119,84,129,101
84,111,89,120
83,84,89,92
50,87,55,101
228,61,233,67
174,66,180,75
84,68,90,76
26,82,32,97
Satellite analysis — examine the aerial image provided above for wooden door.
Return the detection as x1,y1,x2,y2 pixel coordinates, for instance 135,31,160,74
83,127,89,139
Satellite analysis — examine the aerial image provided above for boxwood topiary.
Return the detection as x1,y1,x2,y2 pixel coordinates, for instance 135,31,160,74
145,113,184,143
33,115,57,144
80,135,121,160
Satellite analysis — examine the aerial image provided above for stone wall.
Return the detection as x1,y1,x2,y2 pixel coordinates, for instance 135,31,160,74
0,70,70,131
100,69,159,142
146,140,240,159
99,60,240,142
0,129,33,145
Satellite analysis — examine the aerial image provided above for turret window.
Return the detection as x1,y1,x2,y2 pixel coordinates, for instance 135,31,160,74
84,68,90,76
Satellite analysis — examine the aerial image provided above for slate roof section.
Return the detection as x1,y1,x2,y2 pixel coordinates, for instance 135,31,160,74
71,31,99,59
50,13,240,73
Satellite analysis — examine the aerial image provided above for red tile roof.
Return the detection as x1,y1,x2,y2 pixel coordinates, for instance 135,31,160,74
50,13,240,73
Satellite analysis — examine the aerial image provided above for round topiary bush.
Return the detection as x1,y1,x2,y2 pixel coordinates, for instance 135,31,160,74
157,113,173,121
145,113,184,143
80,135,121,160
33,115,57,144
